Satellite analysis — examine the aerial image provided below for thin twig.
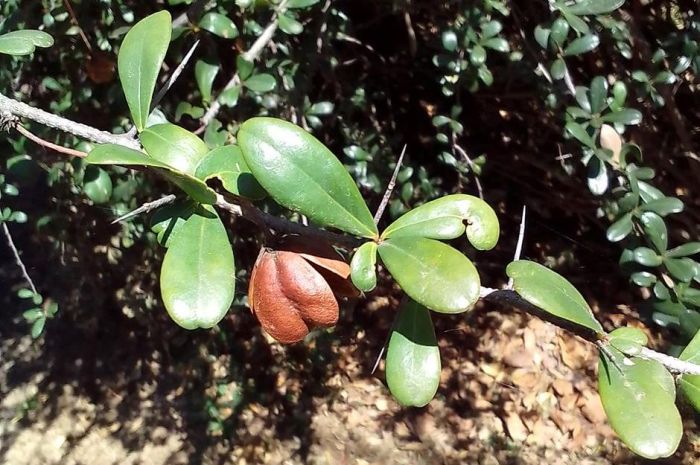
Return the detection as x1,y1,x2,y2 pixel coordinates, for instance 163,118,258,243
198,0,290,128
373,144,407,225
0,92,140,149
506,205,527,289
151,40,200,111
111,194,177,224
14,125,88,158
451,135,484,199
2,222,38,294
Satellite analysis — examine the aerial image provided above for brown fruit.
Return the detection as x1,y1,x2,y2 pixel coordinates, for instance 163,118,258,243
249,249,339,344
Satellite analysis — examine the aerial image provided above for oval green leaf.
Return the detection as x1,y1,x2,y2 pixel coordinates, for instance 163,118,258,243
160,206,235,329
378,237,480,313
82,166,113,204
563,34,600,56
86,143,216,204
195,59,219,103
598,350,682,459
608,326,647,356
150,199,196,247
679,329,700,413
194,145,266,200
244,73,277,93
118,11,172,131
140,123,209,175
199,12,239,39
568,0,625,15
381,194,499,250
506,260,604,333
350,242,378,292
238,117,377,237
385,300,441,407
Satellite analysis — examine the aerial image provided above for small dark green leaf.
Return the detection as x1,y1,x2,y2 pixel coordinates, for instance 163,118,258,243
23,308,43,323
83,166,113,204
640,211,667,252
568,0,625,15
199,12,239,39
602,108,642,125
679,329,700,413
195,59,219,103
194,145,266,199
560,10,590,34
549,18,570,46
607,212,633,242
506,260,604,333
160,206,235,329
378,237,481,313
589,76,608,114
598,349,681,459
441,30,458,51
563,34,599,56
667,242,700,258
278,13,303,35
238,117,377,237
220,85,241,107
482,37,509,53
31,317,46,338
534,25,550,49
385,300,441,407
236,56,254,80
17,288,34,299
150,199,196,248
140,123,209,175
118,11,172,131
288,0,320,7
633,247,662,267
680,309,700,339
664,257,696,282
550,58,567,80
381,194,499,251
631,271,656,287
350,242,378,292
641,197,684,216
587,156,609,195
244,73,276,93
469,45,486,66
566,122,595,148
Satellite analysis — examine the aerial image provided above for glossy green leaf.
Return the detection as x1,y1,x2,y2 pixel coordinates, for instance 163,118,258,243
199,12,239,38
589,76,608,114
86,144,217,204
441,30,458,51
381,194,499,250
378,237,480,313
150,199,196,247
534,25,550,49
118,11,172,131
561,10,590,34
278,13,303,35
598,349,681,459
550,58,566,80
549,18,570,46
482,37,509,53
506,260,604,333
194,145,265,199
607,212,633,242
238,117,377,237
563,34,599,56
608,327,647,356
641,197,684,216
288,0,320,7
195,59,219,103
631,271,656,287
586,156,608,195
602,108,642,125
236,56,254,80
664,257,696,282
220,85,241,108
633,247,662,267
160,206,235,329
679,329,700,413
566,122,595,149
0,30,53,55
140,123,209,175
386,300,441,407
350,242,378,292
667,242,700,258
680,309,700,339
82,166,113,204
244,74,276,93
640,212,667,252
567,0,625,15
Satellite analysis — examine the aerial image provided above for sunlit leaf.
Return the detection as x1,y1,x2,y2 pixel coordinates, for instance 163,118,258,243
194,145,266,199
82,166,113,204
199,12,239,39
350,242,378,292
140,123,209,175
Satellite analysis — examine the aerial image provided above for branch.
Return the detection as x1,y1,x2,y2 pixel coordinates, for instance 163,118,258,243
2,222,38,294
14,124,88,158
451,135,484,199
111,194,177,224
0,92,140,150
198,0,290,128
373,144,406,225
151,39,200,111
480,287,700,376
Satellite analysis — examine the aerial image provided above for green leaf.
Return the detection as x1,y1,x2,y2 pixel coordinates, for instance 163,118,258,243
560,10,590,34
160,206,235,329
238,117,377,237
195,59,219,103
199,12,239,39
586,156,608,195
589,76,608,114
680,309,700,339
664,257,696,282
608,327,647,356
482,37,509,53
17,288,35,299
565,122,595,149
278,13,303,35
244,73,276,93
549,18,570,46
350,242,378,292
385,300,441,407
378,237,480,313
140,123,209,175
641,197,684,216
602,108,642,125
23,308,43,323
82,166,113,204
534,25,550,49
31,317,46,338
679,329,700,413
563,34,599,56
631,271,656,287
0,30,54,55
150,199,196,247
598,350,681,459
568,0,625,15
607,212,633,242
194,145,266,199
667,242,700,258
381,194,499,250
633,247,662,267
640,212,667,252
118,11,172,131
220,85,241,108
86,144,217,204
236,56,254,80
506,260,604,333
288,0,320,7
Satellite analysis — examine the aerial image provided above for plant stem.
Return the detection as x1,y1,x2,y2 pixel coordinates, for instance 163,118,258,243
373,144,406,225
2,222,38,294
